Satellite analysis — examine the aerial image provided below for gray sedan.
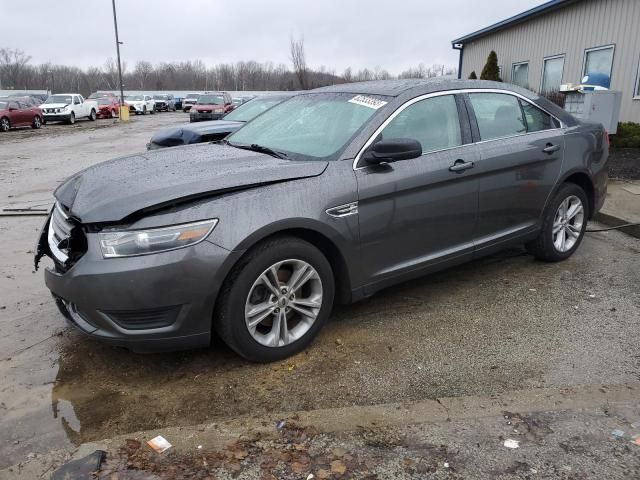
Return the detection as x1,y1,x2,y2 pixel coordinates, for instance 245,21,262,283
36,79,608,362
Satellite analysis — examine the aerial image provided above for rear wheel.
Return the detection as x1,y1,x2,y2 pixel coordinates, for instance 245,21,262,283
88,109,96,121
215,236,335,362
526,183,588,262
0,117,10,132
32,115,42,129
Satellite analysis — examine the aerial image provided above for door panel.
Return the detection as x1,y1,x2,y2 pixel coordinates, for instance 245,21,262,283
357,144,480,287
466,92,565,249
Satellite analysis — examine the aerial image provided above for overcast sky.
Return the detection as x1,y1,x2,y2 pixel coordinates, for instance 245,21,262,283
1,0,542,74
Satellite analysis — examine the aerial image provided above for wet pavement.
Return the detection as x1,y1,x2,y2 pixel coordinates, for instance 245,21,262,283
1,113,640,469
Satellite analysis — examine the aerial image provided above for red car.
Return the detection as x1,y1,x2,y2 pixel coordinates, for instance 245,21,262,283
95,96,120,118
189,92,234,122
0,99,43,132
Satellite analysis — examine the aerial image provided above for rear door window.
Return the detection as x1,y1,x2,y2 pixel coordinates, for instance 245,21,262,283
519,99,558,132
380,95,461,154
468,93,526,141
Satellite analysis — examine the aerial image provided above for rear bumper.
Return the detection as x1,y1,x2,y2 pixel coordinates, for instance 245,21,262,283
41,230,242,353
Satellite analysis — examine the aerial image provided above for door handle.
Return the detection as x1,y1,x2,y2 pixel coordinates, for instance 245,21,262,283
449,159,474,173
542,143,561,154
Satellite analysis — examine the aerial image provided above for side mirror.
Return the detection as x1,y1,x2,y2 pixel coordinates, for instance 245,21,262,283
363,138,422,164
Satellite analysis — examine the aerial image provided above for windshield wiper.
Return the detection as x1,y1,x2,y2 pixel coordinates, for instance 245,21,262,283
225,141,289,159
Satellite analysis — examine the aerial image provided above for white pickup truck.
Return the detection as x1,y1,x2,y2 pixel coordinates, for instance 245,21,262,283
41,93,98,124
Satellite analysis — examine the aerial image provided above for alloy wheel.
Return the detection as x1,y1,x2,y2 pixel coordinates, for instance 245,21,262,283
244,259,323,347
1,118,10,131
552,195,584,252
34,116,41,128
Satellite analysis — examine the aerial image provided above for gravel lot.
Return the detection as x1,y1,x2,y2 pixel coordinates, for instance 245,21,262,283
0,113,639,476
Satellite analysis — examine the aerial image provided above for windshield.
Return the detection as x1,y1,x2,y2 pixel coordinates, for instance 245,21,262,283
45,95,72,104
97,98,113,105
228,93,383,161
126,95,144,101
197,94,224,105
224,97,285,122
153,95,167,100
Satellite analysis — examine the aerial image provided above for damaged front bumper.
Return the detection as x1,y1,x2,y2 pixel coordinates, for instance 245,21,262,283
35,210,240,353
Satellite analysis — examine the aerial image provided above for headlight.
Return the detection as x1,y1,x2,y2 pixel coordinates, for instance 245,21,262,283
98,219,218,258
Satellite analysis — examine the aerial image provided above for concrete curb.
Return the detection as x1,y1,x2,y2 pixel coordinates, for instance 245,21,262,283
2,382,639,479
594,211,640,239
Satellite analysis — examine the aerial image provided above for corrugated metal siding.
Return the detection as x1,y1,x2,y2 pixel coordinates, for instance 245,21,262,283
460,0,640,123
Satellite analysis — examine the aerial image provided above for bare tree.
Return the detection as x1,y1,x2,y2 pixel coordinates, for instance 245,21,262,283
0,48,31,89
133,60,153,89
289,36,309,90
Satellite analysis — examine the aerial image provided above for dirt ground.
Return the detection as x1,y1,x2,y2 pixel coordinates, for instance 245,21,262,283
0,113,639,477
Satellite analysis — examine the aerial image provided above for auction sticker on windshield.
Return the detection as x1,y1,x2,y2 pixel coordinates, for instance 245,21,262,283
348,95,388,110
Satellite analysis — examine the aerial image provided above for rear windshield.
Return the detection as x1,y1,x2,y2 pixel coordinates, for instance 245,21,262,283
197,94,224,105
45,95,72,104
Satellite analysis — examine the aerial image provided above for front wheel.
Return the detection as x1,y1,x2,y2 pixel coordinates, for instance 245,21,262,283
68,112,76,124
215,236,335,362
32,115,42,129
150,106,155,114
110,109,116,118
526,183,588,262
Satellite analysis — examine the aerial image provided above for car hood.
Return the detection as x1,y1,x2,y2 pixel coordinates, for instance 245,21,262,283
194,104,223,110
54,143,328,223
42,103,69,109
150,120,244,146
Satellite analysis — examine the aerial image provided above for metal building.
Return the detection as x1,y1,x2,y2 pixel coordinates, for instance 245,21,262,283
451,0,640,122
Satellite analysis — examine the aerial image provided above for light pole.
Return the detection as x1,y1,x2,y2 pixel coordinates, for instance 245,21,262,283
111,0,125,106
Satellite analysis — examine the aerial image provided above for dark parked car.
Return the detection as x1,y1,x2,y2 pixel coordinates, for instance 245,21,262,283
0,99,43,131
174,97,183,110
36,79,608,362
147,93,296,149
153,94,176,112
189,92,234,122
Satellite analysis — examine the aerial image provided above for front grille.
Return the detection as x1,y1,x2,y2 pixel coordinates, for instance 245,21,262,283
47,203,87,269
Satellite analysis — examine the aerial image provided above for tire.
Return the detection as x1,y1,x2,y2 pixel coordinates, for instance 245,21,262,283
32,115,42,129
526,183,588,262
215,236,335,362
142,106,147,115
150,106,155,114
0,117,10,132
68,112,75,125
88,109,96,121
110,109,116,118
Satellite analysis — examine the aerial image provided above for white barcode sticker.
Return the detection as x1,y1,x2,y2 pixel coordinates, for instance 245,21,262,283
348,95,388,110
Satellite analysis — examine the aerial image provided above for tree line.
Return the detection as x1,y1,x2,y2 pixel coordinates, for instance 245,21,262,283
0,44,457,96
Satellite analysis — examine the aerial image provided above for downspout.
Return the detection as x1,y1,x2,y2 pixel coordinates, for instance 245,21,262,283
453,43,464,79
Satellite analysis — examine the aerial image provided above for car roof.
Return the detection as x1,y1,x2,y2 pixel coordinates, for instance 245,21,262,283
311,78,535,98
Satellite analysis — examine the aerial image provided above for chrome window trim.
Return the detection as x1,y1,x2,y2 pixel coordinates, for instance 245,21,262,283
352,88,565,171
